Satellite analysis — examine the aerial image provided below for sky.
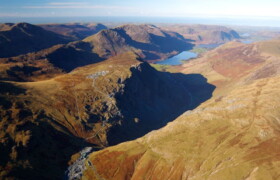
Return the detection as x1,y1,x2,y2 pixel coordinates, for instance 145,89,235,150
1,0,280,18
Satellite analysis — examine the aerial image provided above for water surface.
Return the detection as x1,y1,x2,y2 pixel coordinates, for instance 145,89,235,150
155,51,197,65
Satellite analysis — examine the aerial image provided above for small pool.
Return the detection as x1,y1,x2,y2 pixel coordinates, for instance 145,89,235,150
155,51,198,65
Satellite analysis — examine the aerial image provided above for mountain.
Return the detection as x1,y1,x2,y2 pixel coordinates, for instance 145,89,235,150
0,52,214,179
0,24,193,82
83,24,193,60
79,39,280,180
161,24,240,44
82,75,280,180
179,39,280,95
39,23,108,40
0,23,72,58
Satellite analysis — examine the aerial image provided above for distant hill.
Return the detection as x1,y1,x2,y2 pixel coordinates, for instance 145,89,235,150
84,24,193,60
39,23,108,40
0,24,193,81
0,23,71,58
161,24,241,44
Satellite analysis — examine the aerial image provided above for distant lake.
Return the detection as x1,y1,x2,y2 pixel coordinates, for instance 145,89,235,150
155,51,198,65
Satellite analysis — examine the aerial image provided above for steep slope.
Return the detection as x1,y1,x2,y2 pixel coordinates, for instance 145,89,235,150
0,52,214,179
83,24,193,60
0,23,72,58
39,23,108,40
0,41,103,81
161,24,240,44
179,39,280,95
81,74,280,180
0,24,193,82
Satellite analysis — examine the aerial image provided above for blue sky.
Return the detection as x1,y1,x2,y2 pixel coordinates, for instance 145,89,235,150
1,0,280,18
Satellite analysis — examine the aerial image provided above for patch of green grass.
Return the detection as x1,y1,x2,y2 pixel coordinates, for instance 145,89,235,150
150,64,171,72
190,47,208,55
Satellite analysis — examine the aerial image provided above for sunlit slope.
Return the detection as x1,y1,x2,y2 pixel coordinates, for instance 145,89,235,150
180,40,280,95
160,24,240,44
1,52,209,179
0,24,193,82
82,75,280,180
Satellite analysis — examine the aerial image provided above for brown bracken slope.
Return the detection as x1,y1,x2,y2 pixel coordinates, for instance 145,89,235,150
0,24,194,82
80,40,280,180
0,52,214,179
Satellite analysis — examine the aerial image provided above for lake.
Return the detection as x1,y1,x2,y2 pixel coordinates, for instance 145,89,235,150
155,51,198,65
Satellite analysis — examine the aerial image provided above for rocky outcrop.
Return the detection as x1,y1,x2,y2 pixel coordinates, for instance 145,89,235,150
81,75,280,180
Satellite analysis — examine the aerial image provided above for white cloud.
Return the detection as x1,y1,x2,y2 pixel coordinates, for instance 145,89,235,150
22,5,134,10
48,2,88,5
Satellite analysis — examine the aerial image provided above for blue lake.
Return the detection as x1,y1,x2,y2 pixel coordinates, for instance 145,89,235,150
155,51,198,65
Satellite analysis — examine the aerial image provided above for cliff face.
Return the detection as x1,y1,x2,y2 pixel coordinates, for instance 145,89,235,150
0,52,214,179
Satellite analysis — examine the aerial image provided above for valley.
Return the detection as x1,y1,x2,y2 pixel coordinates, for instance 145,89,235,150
0,20,280,180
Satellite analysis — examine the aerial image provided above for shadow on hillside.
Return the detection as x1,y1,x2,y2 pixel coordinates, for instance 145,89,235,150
107,66,215,146
115,28,195,54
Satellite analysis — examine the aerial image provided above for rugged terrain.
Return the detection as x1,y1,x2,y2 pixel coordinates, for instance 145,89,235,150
80,40,280,180
82,75,280,180
0,23,71,58
0,52,214,179
161,24,240,44
0,24,193,82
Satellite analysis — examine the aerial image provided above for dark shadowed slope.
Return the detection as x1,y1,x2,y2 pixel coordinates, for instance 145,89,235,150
0,24,194,82
0,52,214,180
83,24,194,60
0,23,72,58
80,39,280,180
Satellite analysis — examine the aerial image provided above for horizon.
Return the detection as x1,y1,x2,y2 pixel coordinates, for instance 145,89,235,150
1,0,280,27
1,16,280,28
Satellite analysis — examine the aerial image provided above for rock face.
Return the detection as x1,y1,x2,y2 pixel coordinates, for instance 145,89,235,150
161,24,240,44
0,52,214,179
39,23,108,40
0,23,71,58
80,40,280,180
